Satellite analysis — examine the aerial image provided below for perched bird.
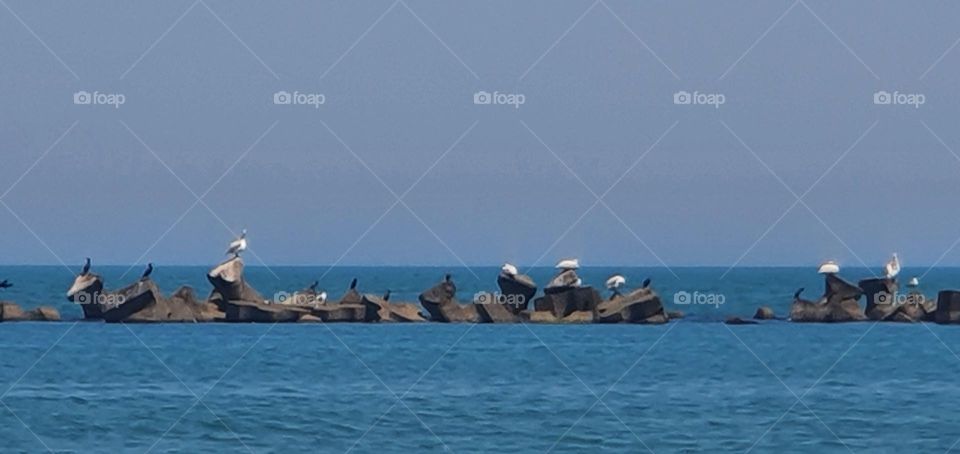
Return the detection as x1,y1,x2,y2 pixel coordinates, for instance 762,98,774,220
141,263,153,279
605,274,626,290
444,274,452,283
817,260,839,274
555,258,580,270
501,263,518,277
641,278,651,289
0,280,11,289
383,290,392,302
225,229,248,257
884,253,901,279
316,291,328,303
308,280,319,292
794,287,805,300
81,257,91,275
349,278,358,290
907,277,920,288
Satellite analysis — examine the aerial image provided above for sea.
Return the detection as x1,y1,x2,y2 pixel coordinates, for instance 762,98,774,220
1,265,959,453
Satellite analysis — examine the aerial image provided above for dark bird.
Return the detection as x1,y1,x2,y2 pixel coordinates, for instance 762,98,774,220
308,280,319,292
0,280,12,289
349,278,358,290
383,290,391,302
444,274,452,283
641,278,651,289
141,263,153,279
81,257,91,275
794,288,804,300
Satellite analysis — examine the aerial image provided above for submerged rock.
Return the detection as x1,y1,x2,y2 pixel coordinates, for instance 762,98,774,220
596,286,667,324
725,317,758,325
0,302,60,322
418,276,480,323
753,306,776,320
789,274,866,322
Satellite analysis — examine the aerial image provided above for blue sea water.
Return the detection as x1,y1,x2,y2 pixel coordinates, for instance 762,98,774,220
1,266,960,453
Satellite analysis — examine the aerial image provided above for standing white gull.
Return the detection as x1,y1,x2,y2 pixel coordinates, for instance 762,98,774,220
555,258,579,270
501,263,518,276
884,253,901,279
817,260,839,274
225,229,248,257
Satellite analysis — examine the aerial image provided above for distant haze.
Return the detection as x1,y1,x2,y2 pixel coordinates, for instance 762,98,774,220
2,1,960,270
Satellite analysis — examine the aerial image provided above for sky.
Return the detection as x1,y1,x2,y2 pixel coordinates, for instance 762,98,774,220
1,0,960,269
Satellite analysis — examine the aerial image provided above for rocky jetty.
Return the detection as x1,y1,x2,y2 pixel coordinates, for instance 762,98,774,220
418,275,480,323
67,269,221,323
789,274,866,322
0,302,60,322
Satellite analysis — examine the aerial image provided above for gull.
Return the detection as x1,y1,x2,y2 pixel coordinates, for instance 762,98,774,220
907,277,919,288
605,274,626,290
884,253,901,279
817,260,839,274
225,229,248,257
501,263,518,276
555,258,580,270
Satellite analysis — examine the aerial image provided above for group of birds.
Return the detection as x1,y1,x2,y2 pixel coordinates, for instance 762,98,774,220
500,258,650,297
818,253,918,287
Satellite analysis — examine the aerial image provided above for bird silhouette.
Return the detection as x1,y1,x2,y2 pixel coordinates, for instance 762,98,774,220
81,257,91,275
141,263,153,279
0,280,12,289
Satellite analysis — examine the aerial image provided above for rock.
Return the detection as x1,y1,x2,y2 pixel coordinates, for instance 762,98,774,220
789,274,866,322
545,269,580,293
524,310,594,323
66,273,108,319
753,306,776,320
936,290,960,324
0,301,25,321
666,310,685,319
596,287,666,324
496,271,536,313
859,277,899,321
725,317,758,325
362,294,426,322
533,286,602,319
298,314,323,323
222,299,310,323
418,277,480,323
338,278,363,305
100,280,221,323
207,257,265,307
474,292,520,323
0,302,60,322
309,303,366,322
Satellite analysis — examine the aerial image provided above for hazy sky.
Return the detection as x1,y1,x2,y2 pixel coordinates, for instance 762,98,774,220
2,0,960,268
